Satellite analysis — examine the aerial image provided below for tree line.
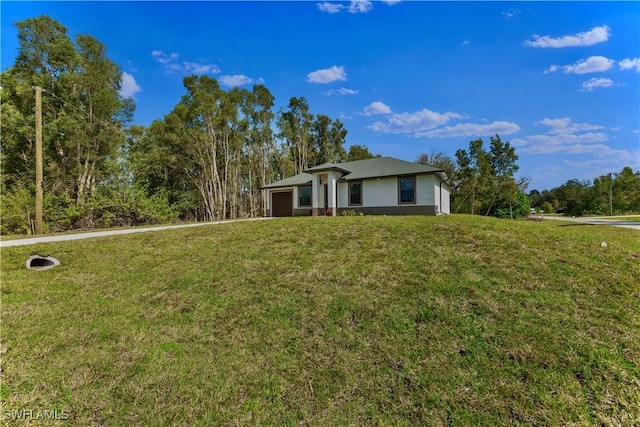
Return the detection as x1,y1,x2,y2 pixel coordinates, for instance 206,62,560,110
2,16,638,235
0,16,376,234
528,167,640,216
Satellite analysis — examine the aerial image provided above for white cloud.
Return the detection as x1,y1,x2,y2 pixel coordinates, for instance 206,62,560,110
363,101,392,116
547,56,615,74
515,117,612,155
151,50,220,74
620,57,640,72
582,77,614,91
306,65,347,83
151,50,177,64
537,117,606,134
502,8,521,19
324,87,359,96
525,25,610,48
368,108,463,134
349,0,373,13
119,72,141,98
219,74,264,87
416,121,521,138
317,2,343,13
318,0,394,14
461,40,471,46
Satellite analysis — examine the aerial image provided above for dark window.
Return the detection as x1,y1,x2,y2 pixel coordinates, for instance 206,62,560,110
349,182,362,205
399,177,416,204
299,186,312,207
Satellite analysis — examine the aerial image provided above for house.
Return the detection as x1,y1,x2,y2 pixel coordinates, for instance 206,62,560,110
262,157,450,217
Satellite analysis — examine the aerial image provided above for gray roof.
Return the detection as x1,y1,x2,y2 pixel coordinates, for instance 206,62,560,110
263,157,444,189
262,173,312,189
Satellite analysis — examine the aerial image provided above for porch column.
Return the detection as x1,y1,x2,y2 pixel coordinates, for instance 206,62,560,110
327,171,338,216
312,174,321,216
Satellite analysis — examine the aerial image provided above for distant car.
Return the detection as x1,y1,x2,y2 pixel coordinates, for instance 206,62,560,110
555,207,566,214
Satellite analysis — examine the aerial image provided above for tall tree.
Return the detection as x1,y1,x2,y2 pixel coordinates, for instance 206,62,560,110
278,97,314,174
483,135,519,216
313,115,347,164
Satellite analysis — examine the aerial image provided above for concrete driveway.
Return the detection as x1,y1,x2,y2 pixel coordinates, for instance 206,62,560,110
0,217,273,248
543,215,640,230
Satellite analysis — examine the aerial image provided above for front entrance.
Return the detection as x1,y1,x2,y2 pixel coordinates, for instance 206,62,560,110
324,184,328,212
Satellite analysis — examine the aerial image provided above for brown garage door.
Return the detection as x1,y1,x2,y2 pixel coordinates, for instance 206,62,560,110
271,191,293,217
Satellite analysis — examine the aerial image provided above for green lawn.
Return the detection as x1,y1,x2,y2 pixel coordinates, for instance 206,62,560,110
1,215,639,425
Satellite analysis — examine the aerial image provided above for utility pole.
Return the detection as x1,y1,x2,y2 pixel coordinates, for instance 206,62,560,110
609,172,613,217
35,86,43,234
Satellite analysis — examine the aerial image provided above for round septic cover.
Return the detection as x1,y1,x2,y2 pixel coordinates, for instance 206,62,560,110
26,255,61,271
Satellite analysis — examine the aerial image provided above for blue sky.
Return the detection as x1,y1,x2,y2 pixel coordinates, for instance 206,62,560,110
2,1,639,191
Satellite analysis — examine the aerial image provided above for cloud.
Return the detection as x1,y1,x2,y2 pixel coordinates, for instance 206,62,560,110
547,56,615,74
525,25,610,48
152,50,220,74
324,87,359,96
582,77,614,91
349,0,373,13
368,108,463,134
318,0,396,14
514,117,611,155
119,72,141,98
317,2,343,13
363,101,392,116
620,57,640,72
306,65,347,83
461,40,471,46
415,121,521,138
219,74,264,87
502,8,521,19
537,117,606,134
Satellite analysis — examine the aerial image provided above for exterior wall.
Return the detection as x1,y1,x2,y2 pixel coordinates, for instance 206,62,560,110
439,182,451,214
265,187,313,216
338,176,433,207
416,175,436,206
266,173,450,217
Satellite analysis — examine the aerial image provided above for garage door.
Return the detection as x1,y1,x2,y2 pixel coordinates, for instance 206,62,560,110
271,191,293,217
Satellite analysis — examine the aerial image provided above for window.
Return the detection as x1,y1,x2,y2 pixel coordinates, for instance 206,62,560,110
399,177,416,204
298,186,312,207
349,182,362,206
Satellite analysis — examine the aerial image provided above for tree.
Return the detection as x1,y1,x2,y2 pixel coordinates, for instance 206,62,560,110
453,135,522,217
278,97,314,174
347,144,379,161
1,15,134,232
313,115,347,164
483,135,519,216
454,138,491,214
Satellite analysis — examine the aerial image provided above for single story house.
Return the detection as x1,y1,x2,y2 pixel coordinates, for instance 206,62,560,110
262,157,450,217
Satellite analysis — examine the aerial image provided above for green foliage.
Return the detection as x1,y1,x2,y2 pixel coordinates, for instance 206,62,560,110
0,184,35,235
453,135,521,217
530,168,640,216
347,144,380,161
339,209,364,216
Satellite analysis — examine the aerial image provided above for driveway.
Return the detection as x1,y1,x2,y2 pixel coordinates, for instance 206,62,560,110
0,217,273,248
543,215,640,230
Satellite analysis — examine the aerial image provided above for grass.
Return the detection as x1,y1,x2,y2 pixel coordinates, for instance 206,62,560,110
1,215,639,425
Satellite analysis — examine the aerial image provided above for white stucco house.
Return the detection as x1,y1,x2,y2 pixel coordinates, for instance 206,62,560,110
262,157,450,217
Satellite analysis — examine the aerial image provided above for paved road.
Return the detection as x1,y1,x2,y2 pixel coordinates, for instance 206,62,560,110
543,215,640,230
0,217,273,248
